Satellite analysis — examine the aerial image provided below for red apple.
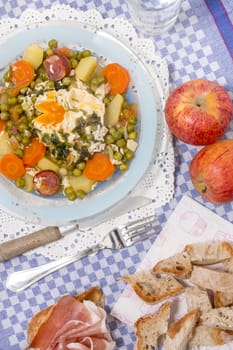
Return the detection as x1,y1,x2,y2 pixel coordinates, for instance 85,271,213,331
164,79,233,145
190,139,233,204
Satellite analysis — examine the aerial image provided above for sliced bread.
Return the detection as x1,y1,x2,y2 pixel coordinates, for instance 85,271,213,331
152,252,192,279
185,286,212,313
163,308,200,350
120,270,184,304
190,265,233,292
134,301,171,350
184,241,233,265
189,325,233,347
200,306,233,330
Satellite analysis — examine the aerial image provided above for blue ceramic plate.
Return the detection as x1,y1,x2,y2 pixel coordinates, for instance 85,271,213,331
0,21,157,225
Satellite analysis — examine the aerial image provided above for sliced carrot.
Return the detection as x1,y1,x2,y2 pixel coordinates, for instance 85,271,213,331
0,120,6,131
23,138,46,167
0,153,25,180
34,100,65,126
102,63,130,95
10,60,35,95
83,152,115,181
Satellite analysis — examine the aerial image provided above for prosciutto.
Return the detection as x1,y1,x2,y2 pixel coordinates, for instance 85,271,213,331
27,295,115,350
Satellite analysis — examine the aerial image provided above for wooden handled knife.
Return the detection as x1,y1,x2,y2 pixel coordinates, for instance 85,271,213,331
0,225,79,262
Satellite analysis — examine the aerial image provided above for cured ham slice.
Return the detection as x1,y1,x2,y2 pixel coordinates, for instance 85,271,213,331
27,295,115,350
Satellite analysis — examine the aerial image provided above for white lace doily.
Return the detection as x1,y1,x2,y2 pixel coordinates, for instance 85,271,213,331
0,5,174,259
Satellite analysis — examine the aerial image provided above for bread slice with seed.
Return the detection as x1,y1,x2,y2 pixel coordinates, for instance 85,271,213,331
200,306,233,330
190,265,233,292
189,325,233,347
134,301,171,350
184,241,233,265
120,270,185,304
185,286,212,313
152,252,192,279
163,308,200,350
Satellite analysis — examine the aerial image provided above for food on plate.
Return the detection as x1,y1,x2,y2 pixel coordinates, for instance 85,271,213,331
214,290,233,308
120,270,185,304
222,256,233,273
0,39,138,200
190,265,233,292
199,306,233,331
163,308,200,350
164,79,233,145
189,139,233,204
152,251,192,278
26,286,115,350
185,287,212,313
134,301,171,350
184,240,233,265
189,325,233,347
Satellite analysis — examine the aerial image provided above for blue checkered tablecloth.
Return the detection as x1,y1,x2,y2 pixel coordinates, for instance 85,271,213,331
0,0,233,349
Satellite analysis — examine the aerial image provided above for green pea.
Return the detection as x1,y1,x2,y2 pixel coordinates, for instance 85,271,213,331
21,136,30,145
15,149,24,157
125,149,134,160
128,115,137,124
64,187,76,201
72,168,82,177
30,81,36,89
8,96,17,106
113,152,122,161
46,48,54,57
119,163,128,171
46,80,55,89
17,95,24,104
81,49,91,57
86,134,93,141
105,134,115,144
76,189,86,199
0,103,9,112
18,123,27,132
6,120,13,129
113,130,122,140
70,58,78,68
48,39,58,49
127,123,135,132
128,131,137,140
62,77,72,86
1,111,10,120
15,133,23,142
3,71,10,82
77,162,85,170
15,177,25,188
116,138,126,148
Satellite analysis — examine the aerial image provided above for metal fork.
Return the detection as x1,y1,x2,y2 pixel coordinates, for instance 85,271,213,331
6,215,158,292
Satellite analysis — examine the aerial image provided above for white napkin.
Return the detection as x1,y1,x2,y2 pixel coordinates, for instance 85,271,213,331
111,195,233,350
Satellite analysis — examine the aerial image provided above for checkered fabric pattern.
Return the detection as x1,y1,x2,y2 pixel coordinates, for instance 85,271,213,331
0,0,233,349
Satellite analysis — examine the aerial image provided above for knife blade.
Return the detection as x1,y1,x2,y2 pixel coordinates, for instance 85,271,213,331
0,224,79,262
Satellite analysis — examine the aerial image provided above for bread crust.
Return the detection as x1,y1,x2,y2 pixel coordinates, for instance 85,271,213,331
27,286,104,344
163,308,200,350
190,265,233,292
120,270,184,304
184,241,233,265
134,301,171,350
152,252,192,278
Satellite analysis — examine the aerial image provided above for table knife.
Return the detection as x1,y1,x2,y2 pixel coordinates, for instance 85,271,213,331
0,225,79,262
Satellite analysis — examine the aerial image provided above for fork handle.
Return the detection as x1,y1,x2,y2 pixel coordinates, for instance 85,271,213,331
6,246,99,292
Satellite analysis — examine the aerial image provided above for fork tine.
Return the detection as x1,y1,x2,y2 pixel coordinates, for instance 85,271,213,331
122,214,156,233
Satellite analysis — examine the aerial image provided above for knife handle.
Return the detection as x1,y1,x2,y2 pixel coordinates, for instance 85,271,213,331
0,227,62,262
